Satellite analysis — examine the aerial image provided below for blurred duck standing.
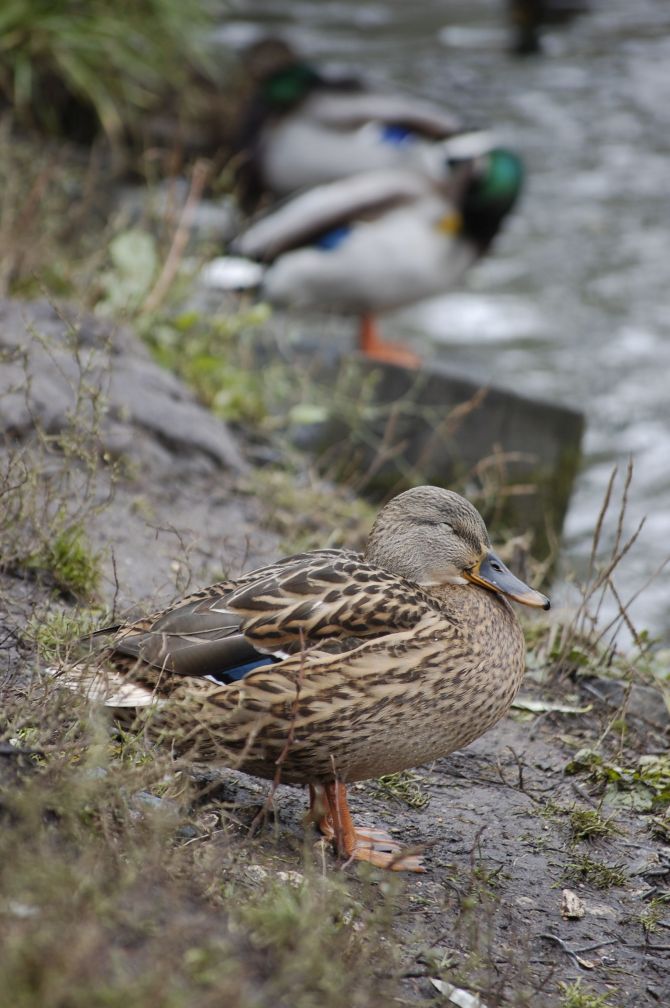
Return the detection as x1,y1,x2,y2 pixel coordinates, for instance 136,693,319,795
204,142,523,366
233,37,464,209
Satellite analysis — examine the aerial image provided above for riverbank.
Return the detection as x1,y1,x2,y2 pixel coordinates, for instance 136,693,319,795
1,278,669,1006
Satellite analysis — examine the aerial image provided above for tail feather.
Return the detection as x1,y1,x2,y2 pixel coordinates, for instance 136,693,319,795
45,665,157,709
199,256,264,291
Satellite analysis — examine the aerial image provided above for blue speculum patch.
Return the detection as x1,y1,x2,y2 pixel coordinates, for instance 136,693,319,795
379,124,414,145
214,655,280,684
313,224,352,250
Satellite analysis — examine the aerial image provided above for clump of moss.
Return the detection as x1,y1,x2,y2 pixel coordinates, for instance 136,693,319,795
375,770,430,810
23,607,105,663
27,525,101,600
566,805,619,842
559,980,614,1008
565,854,626,890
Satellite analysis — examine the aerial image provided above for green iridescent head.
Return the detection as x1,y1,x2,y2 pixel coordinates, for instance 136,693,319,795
461,149,524,250
472,149,523,204
262,63,321,107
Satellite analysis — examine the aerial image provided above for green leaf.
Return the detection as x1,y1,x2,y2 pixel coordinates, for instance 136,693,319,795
289,403,330,426
98,229,158,313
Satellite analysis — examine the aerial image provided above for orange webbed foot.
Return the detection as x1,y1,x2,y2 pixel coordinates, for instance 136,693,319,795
309,782,426,873
351,845,426,872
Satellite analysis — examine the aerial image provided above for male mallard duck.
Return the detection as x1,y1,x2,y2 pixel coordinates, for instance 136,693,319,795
234,37,462,208
57,486,548,872
202,147,523,366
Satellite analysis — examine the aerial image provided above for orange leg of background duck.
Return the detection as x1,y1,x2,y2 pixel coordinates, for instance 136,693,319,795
358,314,421,369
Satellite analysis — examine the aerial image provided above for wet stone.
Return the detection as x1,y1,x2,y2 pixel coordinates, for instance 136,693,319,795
586,677,670,730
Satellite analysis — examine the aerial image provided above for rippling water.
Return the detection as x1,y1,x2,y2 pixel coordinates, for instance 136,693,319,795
222,0,670,641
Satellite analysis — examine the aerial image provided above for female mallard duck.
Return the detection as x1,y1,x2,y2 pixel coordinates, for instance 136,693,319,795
234,37,463,208
59,486,548,872
202,146,523,366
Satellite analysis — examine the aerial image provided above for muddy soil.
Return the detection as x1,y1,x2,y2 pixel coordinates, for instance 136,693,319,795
1,300,668,1007
200,706,669,1007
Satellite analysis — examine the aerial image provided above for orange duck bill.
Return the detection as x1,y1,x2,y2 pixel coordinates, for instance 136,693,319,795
464,550,550,610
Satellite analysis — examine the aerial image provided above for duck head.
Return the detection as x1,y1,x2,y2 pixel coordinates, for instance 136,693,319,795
365,486,549,609
449,148,524,253
245,38,322,108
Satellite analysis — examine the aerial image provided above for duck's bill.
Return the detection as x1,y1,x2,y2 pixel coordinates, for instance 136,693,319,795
465,550,550,610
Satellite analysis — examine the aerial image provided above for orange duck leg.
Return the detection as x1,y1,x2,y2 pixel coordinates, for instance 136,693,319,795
358,314,421,369
309,782,425,872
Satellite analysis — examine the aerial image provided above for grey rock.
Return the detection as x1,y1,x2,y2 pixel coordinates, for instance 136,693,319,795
586,677,670,729
0,298,246,472
132,790,171,810
175,824,199,840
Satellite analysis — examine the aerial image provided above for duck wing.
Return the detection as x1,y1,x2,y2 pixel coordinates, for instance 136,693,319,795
101,550,432,685
306,91,460,137
234,169,431,261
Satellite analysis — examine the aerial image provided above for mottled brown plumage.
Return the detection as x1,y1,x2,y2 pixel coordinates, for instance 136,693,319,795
56,486,549,871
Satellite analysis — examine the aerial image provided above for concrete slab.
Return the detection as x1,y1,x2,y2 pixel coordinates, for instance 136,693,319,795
290,353,585,558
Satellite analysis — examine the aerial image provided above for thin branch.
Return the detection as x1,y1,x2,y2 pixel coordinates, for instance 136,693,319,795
141,158,211,315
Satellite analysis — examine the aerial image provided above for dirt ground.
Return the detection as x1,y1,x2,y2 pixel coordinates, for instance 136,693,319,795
1,301,669,1007
198,706,670,1006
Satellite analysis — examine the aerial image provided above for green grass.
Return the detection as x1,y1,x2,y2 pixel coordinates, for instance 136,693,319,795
0,304,117,604
0,681,399,1008
559,980,614,1008
247,467,376,555
636,894,670,934
142,305,279,427
26,524,102,600
0,0,216,139
539,801,619,842
564,854,626,890
0,129,110,299
0,438,106,603
22,607,105,663
567,807,615,841
374,770,430,810
566,805,619,842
